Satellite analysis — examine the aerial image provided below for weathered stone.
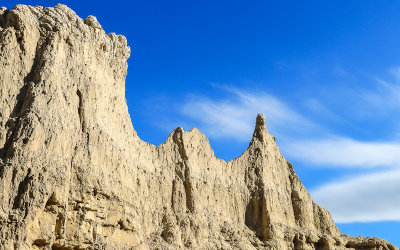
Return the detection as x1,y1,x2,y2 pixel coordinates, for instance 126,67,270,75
0,4,397,250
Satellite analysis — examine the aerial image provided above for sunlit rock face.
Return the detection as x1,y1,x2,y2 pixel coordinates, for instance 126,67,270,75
0,4,397,250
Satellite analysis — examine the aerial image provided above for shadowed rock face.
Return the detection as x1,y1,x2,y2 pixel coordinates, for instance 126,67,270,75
0,4,397,250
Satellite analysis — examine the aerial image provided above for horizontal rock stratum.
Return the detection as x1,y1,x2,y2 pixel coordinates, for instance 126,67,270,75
0,4,397,250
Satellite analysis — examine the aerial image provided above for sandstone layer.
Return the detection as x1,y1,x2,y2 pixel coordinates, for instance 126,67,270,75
0,4,397,250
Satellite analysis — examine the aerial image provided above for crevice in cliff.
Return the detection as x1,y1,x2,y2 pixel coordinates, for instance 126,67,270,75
245,191,271,241
16,32,24,53
0,37,44,162
288,161,308,228
161,214,175,243
0,8,9,28
0,84,29,160
172,128,194,213
12,168,33,209
171,179,176,209
173,162,194,213
183,168,194,213
76,89,85,133
172,127,188,160
293,235,299,250
291,190,304,227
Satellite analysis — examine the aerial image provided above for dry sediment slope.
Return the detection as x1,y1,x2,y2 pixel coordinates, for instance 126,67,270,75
0,4,397,250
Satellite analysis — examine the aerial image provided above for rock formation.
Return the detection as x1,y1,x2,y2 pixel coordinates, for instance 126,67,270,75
0,4,397,250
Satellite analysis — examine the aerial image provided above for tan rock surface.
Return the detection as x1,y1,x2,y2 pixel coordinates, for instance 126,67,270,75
0,4,397,250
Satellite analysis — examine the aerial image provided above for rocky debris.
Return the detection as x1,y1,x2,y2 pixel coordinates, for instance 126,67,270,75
0,4,397,250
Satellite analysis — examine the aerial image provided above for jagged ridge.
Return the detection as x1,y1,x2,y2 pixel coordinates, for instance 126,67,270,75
0,4,397,250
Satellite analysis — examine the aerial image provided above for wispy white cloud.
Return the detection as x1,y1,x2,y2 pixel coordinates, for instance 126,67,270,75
311,170,400,223
389,66,400,81
302,98,343,121
285,137,400,169
360,80,400,112
180,87,315,141
333,64,352,79
358,67,400,112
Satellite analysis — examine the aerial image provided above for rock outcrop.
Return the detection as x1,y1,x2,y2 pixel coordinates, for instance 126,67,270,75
0,4,397,250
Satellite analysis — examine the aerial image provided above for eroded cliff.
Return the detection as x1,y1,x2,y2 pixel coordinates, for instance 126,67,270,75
0,4,397,250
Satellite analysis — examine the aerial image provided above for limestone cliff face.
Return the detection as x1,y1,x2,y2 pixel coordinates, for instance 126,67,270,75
0,4,397,250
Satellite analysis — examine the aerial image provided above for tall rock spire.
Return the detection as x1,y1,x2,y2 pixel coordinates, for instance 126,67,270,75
252,113,268,142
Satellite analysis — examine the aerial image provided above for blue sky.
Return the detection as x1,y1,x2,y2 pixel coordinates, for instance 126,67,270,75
4,0,400,246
